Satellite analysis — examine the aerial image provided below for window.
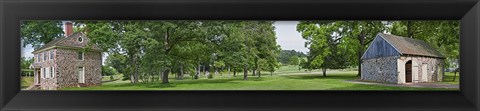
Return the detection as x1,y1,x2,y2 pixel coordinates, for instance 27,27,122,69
78,51,84,60
38,54,41,62
42,68,46,78
50,67,54,78
43,52,47,61
78,37,83,43
50,50,54,60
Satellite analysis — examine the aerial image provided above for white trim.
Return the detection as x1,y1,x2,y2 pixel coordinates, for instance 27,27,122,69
52,67,55,79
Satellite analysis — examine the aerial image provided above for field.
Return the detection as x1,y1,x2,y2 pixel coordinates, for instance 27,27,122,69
53,65,459,90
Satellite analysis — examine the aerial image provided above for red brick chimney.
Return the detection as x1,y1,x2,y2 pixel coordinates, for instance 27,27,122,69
63,21,73,37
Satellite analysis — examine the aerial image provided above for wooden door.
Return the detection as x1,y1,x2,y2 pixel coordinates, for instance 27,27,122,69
36,69,41,84
405,61,412,83
78,67,85,83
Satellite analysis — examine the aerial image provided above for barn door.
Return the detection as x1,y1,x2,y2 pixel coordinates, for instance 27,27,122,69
405,61,412,83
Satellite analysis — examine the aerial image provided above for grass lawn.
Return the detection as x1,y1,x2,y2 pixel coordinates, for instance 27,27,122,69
61,66,459,91
21,76,34,89
441,72,460,84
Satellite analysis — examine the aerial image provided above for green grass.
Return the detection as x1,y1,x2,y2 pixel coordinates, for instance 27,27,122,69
441,72,460,84
61,66,458,91
21,76,34,89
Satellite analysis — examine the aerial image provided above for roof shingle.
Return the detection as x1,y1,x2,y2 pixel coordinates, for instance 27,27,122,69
378,33,445,58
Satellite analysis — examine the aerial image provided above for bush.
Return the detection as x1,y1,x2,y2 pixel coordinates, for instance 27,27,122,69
102,66,117,76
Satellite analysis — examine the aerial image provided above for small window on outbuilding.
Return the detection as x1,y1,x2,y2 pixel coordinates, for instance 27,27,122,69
78,51,84,60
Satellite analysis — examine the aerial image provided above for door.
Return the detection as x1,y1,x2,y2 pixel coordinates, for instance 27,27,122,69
78,67,85,83
36,69,41,84
405,61,412,83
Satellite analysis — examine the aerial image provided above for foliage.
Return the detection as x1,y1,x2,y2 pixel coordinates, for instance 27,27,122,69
289,56,299,66
21,21,64,49
277,50,305,65
102,66,117,76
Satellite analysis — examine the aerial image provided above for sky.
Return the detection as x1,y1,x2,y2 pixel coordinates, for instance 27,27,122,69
274,21,308,53
21,21,308,63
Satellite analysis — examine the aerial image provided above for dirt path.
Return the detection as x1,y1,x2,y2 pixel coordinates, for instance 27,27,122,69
346,80,459,89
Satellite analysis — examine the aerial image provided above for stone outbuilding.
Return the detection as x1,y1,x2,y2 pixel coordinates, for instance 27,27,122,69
30,21,103,90
361,33,445,84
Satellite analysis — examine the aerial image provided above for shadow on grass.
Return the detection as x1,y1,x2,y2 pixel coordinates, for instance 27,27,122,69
281,74,358,80
327,83,457,91
104,77,268,89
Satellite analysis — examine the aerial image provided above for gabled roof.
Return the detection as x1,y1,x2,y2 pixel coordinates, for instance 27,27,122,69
377,33,445,58
32,32,102,54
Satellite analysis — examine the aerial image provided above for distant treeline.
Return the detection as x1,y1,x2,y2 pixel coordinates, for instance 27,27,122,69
277,50,306,65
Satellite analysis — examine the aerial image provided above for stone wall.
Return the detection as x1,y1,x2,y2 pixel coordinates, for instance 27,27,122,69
361,56,399,84
32,49,58,90
56,48,102,89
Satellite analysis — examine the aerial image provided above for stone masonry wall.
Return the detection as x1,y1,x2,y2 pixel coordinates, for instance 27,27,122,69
361,56,399,84
55,48,102,89
32,49,58,90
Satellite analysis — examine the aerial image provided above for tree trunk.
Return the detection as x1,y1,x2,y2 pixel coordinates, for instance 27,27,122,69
133,56,139,83
194,64,200,79
270,72,273,76
407,21,413,38
178,65,184,80
356,33,365,77
202,65,206,76
243,65,248,80
253,58,257,76
322,67,327,77
258,70,261,78
162,69,170,84
228,66,231,77
233,69,236,77
453,71,457,82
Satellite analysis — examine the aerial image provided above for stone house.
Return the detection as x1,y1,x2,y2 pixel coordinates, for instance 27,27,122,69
361,33,445,84
31,21,103,90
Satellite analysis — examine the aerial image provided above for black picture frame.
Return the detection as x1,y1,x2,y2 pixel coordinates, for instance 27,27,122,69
1,0,479,111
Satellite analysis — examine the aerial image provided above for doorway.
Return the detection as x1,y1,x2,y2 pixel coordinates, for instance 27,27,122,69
405,61,412,83
78,67,85,83
36,69,41,84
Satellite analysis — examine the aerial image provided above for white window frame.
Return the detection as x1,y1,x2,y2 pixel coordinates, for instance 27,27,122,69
43,52,47,61
78,51,84,61
50,50,54,60
49,67,54,78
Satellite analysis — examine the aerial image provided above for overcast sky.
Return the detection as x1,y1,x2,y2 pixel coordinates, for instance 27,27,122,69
21,21,308,63
274,21,308,53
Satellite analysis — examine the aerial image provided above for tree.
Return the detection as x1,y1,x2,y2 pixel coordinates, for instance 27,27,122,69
297,21,386,76
102,66,117,76
289,56,299,66
21,21,64,49
105,53,127,74
299,58,307,71
20,57,34,76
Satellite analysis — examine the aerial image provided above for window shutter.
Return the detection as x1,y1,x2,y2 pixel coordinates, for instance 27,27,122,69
40,68,43,79
52,67,55,78
47,67,50,79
